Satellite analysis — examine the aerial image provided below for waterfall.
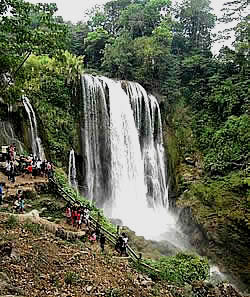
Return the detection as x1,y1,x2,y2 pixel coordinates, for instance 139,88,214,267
22,96,45,160
0,121,24,153
68,149,78,190
80,74,178,240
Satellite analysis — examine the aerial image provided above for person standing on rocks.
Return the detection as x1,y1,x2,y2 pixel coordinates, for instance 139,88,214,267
9,162,16,183
0,183,3,205
100,233,106,253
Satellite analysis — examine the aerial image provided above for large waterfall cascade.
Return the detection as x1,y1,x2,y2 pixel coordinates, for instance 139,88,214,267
22,96,45,160
68,148,78,190
80,74,187,247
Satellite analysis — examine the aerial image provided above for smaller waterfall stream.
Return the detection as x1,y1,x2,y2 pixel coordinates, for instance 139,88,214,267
68,149,78,190
22,96,45,160
0,121,24,153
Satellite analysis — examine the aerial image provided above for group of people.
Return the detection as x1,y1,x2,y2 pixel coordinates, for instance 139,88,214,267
21,156,53,179
3,152,53,183
65,203,128,256
65,203,90,229
115,232,129,256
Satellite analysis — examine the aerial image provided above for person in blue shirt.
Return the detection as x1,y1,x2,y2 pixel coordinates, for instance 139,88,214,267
0,183,3,205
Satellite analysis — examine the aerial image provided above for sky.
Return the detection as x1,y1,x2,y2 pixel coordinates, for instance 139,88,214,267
26,0,226,23
26,0,232,52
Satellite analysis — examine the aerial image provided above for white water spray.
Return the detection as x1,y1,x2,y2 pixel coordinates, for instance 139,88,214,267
22,96,45,160
68,149,78,190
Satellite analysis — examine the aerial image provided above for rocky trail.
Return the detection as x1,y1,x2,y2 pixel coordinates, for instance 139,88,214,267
0,212,174,297
0,171,246,297
0,171,48,199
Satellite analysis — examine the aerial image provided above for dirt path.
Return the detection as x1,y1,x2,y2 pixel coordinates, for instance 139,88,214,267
0,171,48,198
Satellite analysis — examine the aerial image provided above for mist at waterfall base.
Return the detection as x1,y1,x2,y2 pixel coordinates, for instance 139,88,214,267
78,75,189,250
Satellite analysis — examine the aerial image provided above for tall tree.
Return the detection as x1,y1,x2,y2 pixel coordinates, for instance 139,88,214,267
172,0,216,55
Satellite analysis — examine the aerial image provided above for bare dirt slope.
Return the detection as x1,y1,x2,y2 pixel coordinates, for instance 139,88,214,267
0,213,173,297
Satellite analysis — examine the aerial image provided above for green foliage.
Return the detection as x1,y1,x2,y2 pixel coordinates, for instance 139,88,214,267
102,33,136,79
106,288,122,297
0,0,68,100
183,170,249,219
136,253,209,285
84,27,111,68
6,215,18,229
172,0,216,54
203,115,249,173
20,53,79,164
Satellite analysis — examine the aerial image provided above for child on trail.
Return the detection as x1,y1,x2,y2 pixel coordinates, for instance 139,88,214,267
88,231,96,243
65,204,71,224
76,209,82,230
19,196,24,213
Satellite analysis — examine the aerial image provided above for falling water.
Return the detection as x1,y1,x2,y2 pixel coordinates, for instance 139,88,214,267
22,96,45,160
68,149,78,190
0,121,24,153
80,75,184,245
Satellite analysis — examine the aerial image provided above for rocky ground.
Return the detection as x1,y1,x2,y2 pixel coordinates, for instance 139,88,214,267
0,171,247,297
0,210,176,297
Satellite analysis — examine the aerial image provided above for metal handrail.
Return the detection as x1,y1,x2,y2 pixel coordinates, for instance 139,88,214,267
49,177,160,272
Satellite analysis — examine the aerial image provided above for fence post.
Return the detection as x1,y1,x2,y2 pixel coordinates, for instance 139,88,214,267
116,225,120,236
138,253,142,263
97,211,100,224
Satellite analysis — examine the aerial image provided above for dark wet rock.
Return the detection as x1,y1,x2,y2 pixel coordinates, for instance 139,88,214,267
177,207,208,251
55,227,85,242
0,243,13,257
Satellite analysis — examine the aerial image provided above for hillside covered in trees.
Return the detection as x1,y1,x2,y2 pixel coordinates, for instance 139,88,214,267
0,0,249,294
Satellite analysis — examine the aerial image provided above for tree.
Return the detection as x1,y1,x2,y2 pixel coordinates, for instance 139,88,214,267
102,33,136,79
67,21,89,57
84,27,111,69
119,0,170,38
172,0,216,55
220,0,249,74
0,0,68,97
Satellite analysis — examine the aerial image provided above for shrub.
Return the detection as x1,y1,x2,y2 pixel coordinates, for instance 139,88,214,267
6,215,18,229
136,253,209,285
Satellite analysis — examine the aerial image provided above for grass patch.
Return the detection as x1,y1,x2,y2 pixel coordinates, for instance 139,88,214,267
134,253,209,285
23,219,42,235
6,215,18,229
64,271,82,285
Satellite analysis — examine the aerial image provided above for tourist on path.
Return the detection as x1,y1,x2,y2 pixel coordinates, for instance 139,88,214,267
0,183,3,205
100,233,106,253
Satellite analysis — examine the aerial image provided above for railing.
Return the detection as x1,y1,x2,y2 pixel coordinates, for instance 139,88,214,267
49,177,160,272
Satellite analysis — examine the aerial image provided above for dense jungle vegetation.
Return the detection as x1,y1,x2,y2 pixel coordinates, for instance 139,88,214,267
0,0,249,289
